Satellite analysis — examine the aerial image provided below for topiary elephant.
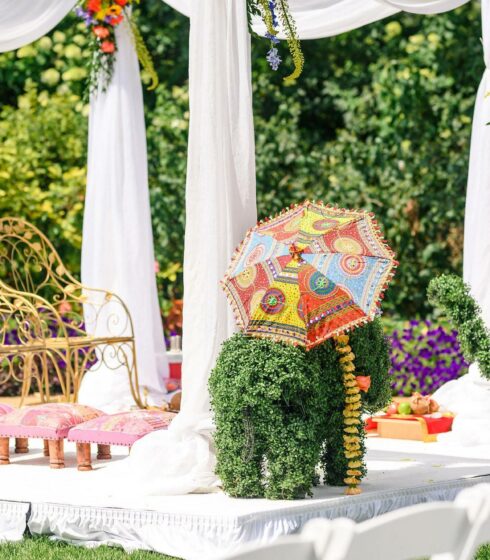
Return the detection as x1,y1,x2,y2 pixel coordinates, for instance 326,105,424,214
209,318,391,499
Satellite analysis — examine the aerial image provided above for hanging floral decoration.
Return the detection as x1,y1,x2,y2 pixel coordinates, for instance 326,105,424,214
247,0,304,84
335,334,364,496
75,0,158,95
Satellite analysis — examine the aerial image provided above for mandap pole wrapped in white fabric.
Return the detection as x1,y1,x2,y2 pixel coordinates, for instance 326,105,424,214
429,0,490,446
79,19,168,412
125,0,257,494
464,0,490,327
0,0,169,411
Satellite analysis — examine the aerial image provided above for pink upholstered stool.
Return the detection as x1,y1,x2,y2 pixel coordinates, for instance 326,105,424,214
68,410,176,471
0,403,103,469
0,404,28,455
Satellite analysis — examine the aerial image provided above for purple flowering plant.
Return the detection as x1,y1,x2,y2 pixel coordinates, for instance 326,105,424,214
389,319,468,396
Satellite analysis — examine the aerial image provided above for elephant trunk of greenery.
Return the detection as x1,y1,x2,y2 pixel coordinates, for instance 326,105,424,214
428,274,490,380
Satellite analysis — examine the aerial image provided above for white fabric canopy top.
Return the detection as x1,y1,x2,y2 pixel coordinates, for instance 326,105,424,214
0,0,489,497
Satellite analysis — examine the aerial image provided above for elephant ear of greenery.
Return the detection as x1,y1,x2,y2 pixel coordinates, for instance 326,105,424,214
428,274,490,379
209,333,329,500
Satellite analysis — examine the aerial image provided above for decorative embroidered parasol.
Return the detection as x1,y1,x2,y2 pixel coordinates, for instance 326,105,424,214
221,200,397,349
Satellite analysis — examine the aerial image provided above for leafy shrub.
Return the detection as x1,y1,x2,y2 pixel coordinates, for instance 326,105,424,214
0,83,87,276
0,4,484,319
428,274,490,379
146,85,188,313
389,319,468,396
209,319,391,498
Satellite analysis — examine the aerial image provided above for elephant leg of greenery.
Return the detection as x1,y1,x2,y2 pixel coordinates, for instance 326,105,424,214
322,402,367,486
315,319,392,487
264,406,326,500
212,405,266,498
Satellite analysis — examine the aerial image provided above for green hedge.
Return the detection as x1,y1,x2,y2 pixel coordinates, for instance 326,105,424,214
0,5,483,318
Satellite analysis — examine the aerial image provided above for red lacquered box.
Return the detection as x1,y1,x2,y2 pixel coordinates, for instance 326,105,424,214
372,414,454,442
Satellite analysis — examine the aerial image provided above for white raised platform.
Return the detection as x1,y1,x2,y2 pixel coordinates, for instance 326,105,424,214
0,438,489,559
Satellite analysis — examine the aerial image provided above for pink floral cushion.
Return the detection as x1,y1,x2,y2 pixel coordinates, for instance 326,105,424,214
0,403,104,440
0,404,13,415
68,410,176,447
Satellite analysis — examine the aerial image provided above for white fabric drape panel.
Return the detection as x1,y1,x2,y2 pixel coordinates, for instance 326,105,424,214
248,0,471,40
124,0,257,495
79,19,168,412
464,0,490,327
0,0,75,52
0,0,168,410
379,0,469,14
423,0,490,447
163,0,472,40
162,0,190,17
249,0,399,39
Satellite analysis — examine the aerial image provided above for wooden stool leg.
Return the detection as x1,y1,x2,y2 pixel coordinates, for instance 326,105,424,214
43,440,50,457
76,443,92,471
0,438,9,465
48,439,64,469
97,444,111,460
14,438,29,454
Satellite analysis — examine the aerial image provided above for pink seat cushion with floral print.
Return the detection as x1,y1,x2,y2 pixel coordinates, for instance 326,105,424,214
0,404,14,415
68,410,176,447
0,403,104,440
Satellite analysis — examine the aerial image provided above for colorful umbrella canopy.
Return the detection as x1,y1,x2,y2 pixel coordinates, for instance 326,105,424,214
222,201,397,349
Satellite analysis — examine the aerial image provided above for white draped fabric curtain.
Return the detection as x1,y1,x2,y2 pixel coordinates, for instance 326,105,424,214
464,0,490,327
431,0,490,448
0,0,488,495
78,18,169,411
0,0,169,411
0,0,75,51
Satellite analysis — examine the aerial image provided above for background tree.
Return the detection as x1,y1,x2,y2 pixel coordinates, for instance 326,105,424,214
0,4,483,319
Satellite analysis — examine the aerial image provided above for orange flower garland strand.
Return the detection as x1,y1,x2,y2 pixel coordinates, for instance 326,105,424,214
75,0,158,95
335,334,363,496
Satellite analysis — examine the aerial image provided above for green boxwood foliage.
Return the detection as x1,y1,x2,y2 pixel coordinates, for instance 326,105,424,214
209,319,392,499
209,334,329,500
314,319,392,486
428,274,490,379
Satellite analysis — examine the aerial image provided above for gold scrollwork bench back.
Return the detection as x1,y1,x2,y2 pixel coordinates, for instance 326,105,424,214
0,218,142,407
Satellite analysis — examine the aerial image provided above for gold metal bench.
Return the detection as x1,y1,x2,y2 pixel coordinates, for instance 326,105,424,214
0,218,143,407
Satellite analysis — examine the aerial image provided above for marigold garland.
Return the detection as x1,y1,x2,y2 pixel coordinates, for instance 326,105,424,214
335,334,363,496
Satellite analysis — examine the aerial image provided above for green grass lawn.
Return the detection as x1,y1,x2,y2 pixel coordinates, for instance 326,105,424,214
0,536,178,559
0,536,488,559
